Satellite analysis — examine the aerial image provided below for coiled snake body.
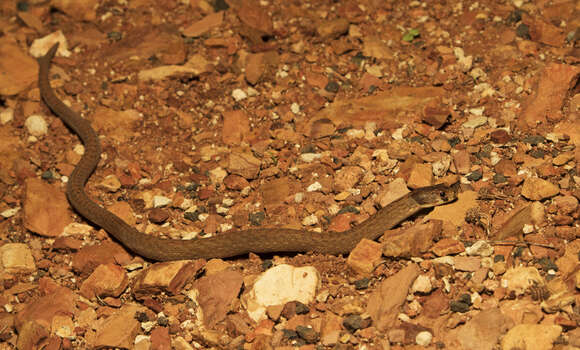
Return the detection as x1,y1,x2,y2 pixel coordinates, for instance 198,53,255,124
37,43,458,261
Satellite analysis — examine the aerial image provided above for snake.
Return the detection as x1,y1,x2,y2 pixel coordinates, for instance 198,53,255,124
37,43,459,261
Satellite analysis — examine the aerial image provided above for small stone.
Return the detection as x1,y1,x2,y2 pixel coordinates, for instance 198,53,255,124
343,315,365,332
244,264,320,321
152,195,172,208
301,214,319,226
422,102,449,129
465,240,494,257
407,163,433,188
453,256,481,272
99,175,121,192
553,151,575,166
411,275,433,294
415,331,432,346
431,238,465,256
317,18,349,39
501,267,544,296
231,88,247,101
133,261,202,299
0,243,36,273
347,239,382,275
450,300,470,313
453,150,471,174
325,81,340,93
462,116,487,129
523,135,544,145
521,177,559,200
295,301,309,315
493,174,507,184
25,115,48,137
296,325,318,344
354,278,370,290
490,129,511,143
79,263,129,300
0,107,14,124
501,324,561,350
149,208,169,224
466,170,483,181
553,195,578,214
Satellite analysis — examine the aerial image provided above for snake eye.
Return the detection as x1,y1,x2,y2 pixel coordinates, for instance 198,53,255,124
440,191,447,200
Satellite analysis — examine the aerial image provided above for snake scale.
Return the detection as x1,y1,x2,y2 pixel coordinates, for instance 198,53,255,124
37,43,459,261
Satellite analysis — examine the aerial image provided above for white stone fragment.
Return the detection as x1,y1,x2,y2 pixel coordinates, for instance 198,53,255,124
244,264,320,321
153,195,172,208
25,115,48,137
411,275,433,294
416,331,433,346
0,108,14,124
306,182,322,192
0,243,36,273
462,116,487,129
290,103,300,114
302,214,318,226
465,240,494,257
0,207,19,218
300,153,322,163
231,89,247,101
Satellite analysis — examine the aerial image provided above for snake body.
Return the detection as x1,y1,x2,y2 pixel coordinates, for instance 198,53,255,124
37,43,459,261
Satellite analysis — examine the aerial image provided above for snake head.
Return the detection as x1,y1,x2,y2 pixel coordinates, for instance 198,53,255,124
411,182,460,208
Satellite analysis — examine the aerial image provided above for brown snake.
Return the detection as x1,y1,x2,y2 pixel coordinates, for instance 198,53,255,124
37,43,459,261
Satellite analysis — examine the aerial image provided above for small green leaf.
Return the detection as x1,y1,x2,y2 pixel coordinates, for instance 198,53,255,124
402,28,420,42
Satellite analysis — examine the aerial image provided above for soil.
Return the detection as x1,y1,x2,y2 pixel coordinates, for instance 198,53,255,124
0,0,579,349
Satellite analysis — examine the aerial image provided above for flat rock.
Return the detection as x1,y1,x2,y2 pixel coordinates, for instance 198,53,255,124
23,178,71,237
501,324,561,350
446,308,513,350
79,263,129,301
521,177,559,200
192,270,243,327
521,63,580,127
501,266,544,296
244,264,320,322
0,243,36,274
347,239,382,275
133,260,203,299
366,263,419,330
0,37,37,95
94,304,145,349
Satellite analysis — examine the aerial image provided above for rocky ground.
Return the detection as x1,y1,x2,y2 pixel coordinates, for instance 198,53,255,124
0,0,580,349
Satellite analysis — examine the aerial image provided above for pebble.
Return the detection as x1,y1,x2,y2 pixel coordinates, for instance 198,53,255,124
231,88,247,101
301,214,318,226
244,264,319,321
415,331,433,346
152,195,172,208
411,275,433,294
296,325,318,343
521,177,559,200
0,107,14,124
462,116,487,129
465,240,494,257
25,114,48,137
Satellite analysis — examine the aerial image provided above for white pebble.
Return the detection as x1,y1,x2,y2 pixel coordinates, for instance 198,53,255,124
302,214,318,226
300,153,321,163
306,182,322,192
25,115,48,137
411,275,433,294
0,108,14,124
290,103,300,114
415,331,432,346
231,88,247,101
153,195,172,208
